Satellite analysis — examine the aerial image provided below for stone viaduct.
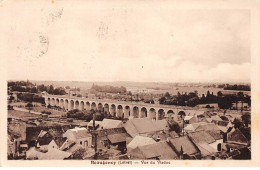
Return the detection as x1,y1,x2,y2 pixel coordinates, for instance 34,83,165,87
44,95,202,120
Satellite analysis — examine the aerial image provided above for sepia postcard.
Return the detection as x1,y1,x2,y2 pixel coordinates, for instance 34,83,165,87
1,0,260,167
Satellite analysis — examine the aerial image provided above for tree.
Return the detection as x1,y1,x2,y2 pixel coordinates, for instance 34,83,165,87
218,96,233,109
187,97,199,107
48,85,54,94
217,91,223,97
9,95,14,103
241,112,251,127
159,97,166,104
206,90,211,98
168,119,181,133
233,118,243,129
164,92,171,98
26,102,33,112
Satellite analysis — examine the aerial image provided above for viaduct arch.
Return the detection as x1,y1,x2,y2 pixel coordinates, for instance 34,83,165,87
44,95,199,121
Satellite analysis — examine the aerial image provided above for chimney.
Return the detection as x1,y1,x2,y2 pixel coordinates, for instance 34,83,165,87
156,136,160,142
180,146,184,160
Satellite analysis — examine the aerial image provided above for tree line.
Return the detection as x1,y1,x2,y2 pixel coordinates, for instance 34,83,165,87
216,84,251,91
16,93,45,104
90,84,127,94
8,81,66,95
159,90,251,109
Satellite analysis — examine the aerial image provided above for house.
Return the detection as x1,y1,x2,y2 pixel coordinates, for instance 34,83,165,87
65,143,92,159
206,130,223,151
152,119,169,131
169,136,200,159
26,125,72,147
184,116,198,124
127,135,156,152
48,137,68,151
26,147,72,160
98,119,123,130
196,123,220,132
227,128,249,146
36,130,53,151
63,127,92,148
211,115,223,124
107,133,127,152
95,127,128,150
231,102,249,110
39,149,72,160
124,118,161,137
26,147,44,160
184,123,202,132
188,131,217,157
130,141,179,160
216,121,233,133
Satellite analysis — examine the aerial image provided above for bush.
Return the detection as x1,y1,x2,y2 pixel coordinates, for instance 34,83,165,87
8,105,14,110
45,111,52,115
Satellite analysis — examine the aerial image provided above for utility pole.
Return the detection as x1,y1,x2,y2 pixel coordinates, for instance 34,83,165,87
92,110,98,159
181,115,185,136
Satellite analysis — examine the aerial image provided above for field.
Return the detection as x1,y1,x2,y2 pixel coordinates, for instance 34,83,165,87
8,110,39,119
31,80,250,97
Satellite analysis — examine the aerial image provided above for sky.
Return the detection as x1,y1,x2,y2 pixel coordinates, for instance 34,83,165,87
2,1,251,83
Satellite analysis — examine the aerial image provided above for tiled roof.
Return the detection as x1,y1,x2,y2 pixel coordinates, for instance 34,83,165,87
197,123,220,131
124,118,160,137
107,133,126,144
53,137,67,148
127,135,156,150
37,137,53,146
39,149,72,160
217,126,229,133
99,119,123,129
134,141,179,160
26,147,72,160
188,131,215,144
38,130,48,138
169,136,199,155
184,123,202,132
66,143,84,154
227,129,248,144
206,130,222,140
211,115,223,121
69,128,91,139
196,142,217,157
152,119,168,131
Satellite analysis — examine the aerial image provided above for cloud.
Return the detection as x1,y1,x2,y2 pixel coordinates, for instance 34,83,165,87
3,2,250,83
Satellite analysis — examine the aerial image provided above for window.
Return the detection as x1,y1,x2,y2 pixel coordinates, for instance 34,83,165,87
217,143,222,151
84,141,88,147
80,141,82,145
